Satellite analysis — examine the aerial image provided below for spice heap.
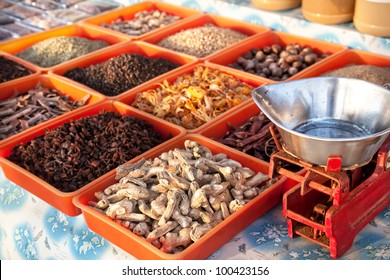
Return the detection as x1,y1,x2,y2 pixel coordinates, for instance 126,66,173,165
229,44,329,81
0,86,90,141
8,112,165,192
216,112,279,161
64,53,179,96
157,23,248,58
132,66,253,129
0,56,31,83
101,10,181,36
90,140,272,254
16,36,109,68
321,64,390,86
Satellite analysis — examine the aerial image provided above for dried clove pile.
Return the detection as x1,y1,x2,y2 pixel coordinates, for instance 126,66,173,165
64,53,179,96
0,56,31,83
0,86,90,140
216,112,279,161
8,111,165,192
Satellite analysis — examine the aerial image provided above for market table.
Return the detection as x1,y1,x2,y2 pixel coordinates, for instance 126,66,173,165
0,0,389,260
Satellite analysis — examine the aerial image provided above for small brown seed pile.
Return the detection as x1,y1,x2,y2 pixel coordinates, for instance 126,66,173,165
8,111,165,192
229,44,329,81
0,56,31,83
64,53,179,96
17,36,109,68
101,10,181,36
157,23,248,58
0,86,90,140
321,64,390,86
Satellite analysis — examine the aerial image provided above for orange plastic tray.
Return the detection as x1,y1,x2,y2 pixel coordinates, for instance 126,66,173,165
295,48,390,78
116,62,269,133
0,101,186,216
0,74,106,144
141,13,270,61
80,1,203,40
206,30,348,83
73,134,286,259
0,24,130,73
49,40,199,99
0,50,39,86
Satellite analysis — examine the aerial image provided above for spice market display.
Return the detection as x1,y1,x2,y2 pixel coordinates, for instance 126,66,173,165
0,0,389,260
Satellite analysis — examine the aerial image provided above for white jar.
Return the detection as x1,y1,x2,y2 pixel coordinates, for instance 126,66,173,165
251,0,301,11
353,0,390,37
302,0,355,25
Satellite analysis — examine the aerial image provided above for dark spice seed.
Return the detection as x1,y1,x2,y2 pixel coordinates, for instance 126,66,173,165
0,56,31,83
64,53,179,96
8,111,165,192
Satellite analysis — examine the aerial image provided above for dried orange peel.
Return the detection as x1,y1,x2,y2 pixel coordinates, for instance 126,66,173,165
132,66,253,129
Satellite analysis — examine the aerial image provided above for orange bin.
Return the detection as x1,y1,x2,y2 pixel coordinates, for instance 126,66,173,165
0,24,130,73
80,1,203,40
206,30,348,83
0,101,186,216
49,40,199,99
141,13,270,60
0,51,39,86
73,134,286,260
295,49,390,78
0,74,106,145
116,62,269,133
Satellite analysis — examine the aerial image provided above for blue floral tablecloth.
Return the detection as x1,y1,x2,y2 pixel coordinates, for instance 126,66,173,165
1,167,389,260
1,0,389,261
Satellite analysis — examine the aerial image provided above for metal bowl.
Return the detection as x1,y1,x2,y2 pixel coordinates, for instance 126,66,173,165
252,77,390,168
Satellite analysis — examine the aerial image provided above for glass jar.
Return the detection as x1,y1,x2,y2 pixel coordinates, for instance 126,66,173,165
302,0,355,25
353,0,390,37
251,0,302,11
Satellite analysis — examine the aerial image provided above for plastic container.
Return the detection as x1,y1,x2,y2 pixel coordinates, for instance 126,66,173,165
353,0,390,37
80,1,203,40
49,40,199,99
117,62,267,133
302,0,355,25
206,31,348,84
73,134,286,259
252,0,301,11
0,74,106,144
0,101,186,216
142,13,269,61
297,49,390,80
0,50,39,86
0,24,130,73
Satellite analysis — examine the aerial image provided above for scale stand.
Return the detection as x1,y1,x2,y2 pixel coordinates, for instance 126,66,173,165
269,137,390,258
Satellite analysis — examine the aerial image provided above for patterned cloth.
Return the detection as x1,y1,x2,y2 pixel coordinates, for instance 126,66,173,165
1,167,389,260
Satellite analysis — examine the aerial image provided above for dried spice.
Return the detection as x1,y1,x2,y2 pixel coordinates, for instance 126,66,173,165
216,112,279,161
0,86,90,140
90,140,273,254
8,111,165,192
101,10,181,36
157,23,248,58
17,36,108,67
229,44,329,81
64,53,179,96
321,64,390,86
0,56,31,83
132,66,253,129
